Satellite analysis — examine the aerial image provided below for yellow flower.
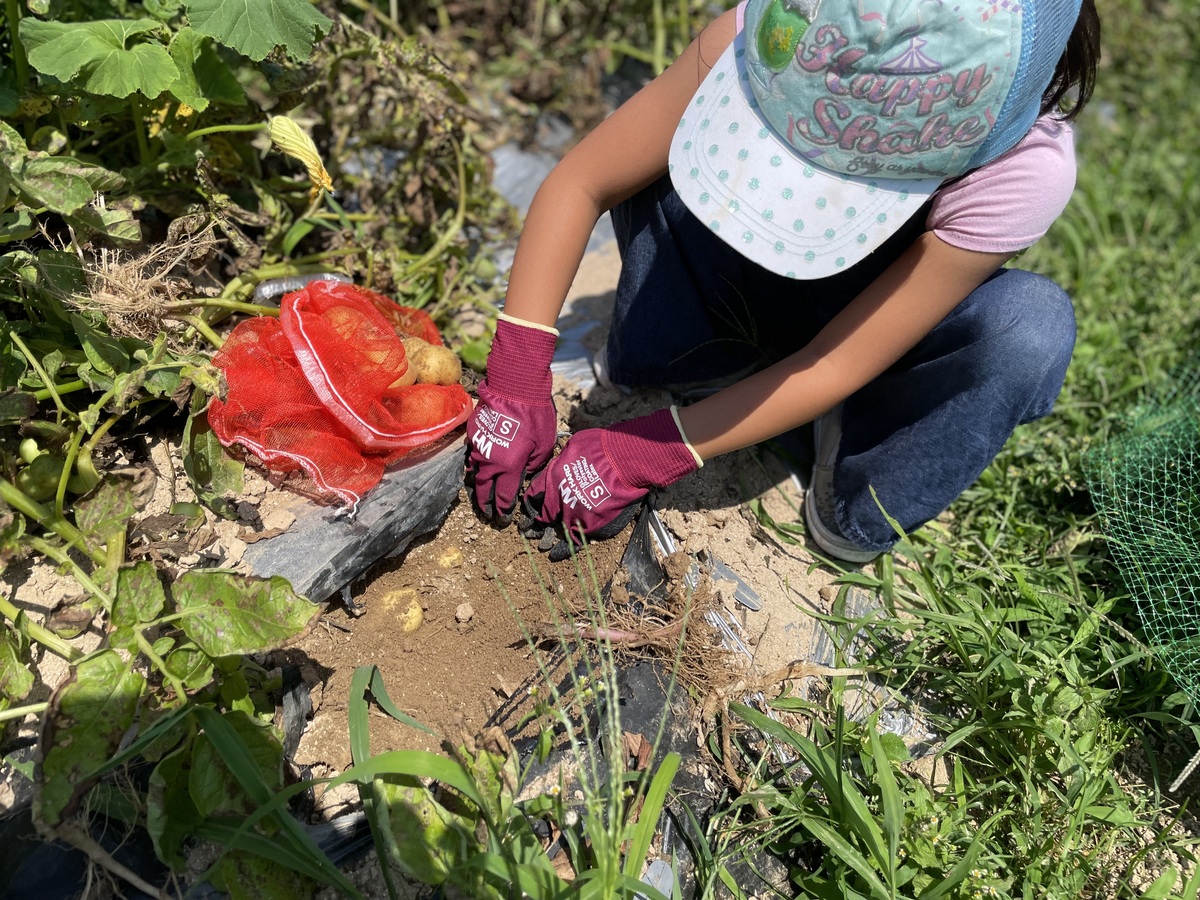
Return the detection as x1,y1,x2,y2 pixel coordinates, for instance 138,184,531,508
269,115,335,198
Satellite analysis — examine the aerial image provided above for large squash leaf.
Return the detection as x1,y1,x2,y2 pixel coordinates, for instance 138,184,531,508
21,19,179,100
185,0,332,62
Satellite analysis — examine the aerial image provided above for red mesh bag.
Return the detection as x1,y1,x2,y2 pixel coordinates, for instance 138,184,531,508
345,284,443,345
206,282,470,505
281,284,470,452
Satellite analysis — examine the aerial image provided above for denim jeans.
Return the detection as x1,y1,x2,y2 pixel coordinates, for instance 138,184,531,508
606,174,1076,551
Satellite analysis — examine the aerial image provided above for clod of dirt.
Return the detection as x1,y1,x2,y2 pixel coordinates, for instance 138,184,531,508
455,602,474,624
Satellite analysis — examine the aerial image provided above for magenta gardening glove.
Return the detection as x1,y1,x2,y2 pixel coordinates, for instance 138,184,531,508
523,407,700,561
466,315,560,523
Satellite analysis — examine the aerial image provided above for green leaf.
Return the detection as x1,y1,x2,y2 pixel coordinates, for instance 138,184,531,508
877,732,910,763
350,665,434,740
146,0,185,21
167,27,245,111
196,818,363,898
112,561,167,628
217,850,319,900
189,709,283,818
71,313,132,380
183,388,243,517
0,388,37,423
36,249,88,299
185,0,332,62
34,649,146,828
166,27,210,111
69,203,143,245
457,336,491,372
148,742,201,870
0,210,38,244
165,644,214,690
866,724,902,890
27,157,127,194
14,160,95,215
1137,869,1178,900
799,818,892,900
624,752,681,882
0,66,18,118
190,705,359,895
144,366,183,399
176,571,316,656
0,120,28,168
0,510,27,569
74,476,137,555
21,19,180,100
0,620,35,703
377,775,475,885
181,362,223,397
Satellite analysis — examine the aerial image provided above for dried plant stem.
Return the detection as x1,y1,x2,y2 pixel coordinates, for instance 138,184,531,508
51,821,169,900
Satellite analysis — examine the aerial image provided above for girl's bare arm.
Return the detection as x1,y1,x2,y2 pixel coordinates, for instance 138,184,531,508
678,234,1013,458
501,10,737,328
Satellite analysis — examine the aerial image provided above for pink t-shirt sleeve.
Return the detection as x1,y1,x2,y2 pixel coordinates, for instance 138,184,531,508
927,117,1077,254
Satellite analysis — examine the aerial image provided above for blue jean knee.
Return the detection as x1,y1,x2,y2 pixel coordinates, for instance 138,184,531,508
835,268,1077,550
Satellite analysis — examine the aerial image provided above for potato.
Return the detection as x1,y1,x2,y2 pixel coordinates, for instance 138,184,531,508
401,335,429,357
401,336,462,386
381,588,423,633
387,354,418,389
413,345,462,385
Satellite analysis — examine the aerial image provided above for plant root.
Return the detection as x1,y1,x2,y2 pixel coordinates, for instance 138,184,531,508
68,222,221,344
529,618,685,650
52,819,170,899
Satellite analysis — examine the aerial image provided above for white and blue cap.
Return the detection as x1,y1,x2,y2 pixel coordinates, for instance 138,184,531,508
668,0,1082,279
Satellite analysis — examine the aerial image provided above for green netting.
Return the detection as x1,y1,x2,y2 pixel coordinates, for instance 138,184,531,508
1084,367,1200,704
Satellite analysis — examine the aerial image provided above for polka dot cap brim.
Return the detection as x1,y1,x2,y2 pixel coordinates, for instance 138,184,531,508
668,28,942,281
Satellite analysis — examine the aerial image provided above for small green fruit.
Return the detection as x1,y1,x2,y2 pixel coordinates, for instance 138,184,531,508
16,454,65,501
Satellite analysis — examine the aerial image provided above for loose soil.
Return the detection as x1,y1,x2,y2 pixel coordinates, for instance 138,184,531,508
286,489,632,771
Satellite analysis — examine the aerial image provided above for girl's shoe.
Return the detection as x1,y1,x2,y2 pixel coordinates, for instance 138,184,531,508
804,405,879,564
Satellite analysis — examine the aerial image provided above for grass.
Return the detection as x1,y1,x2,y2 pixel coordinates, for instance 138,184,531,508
712,0,1200,895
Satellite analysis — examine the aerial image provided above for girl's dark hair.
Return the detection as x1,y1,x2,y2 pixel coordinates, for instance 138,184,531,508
1042,0,1102,119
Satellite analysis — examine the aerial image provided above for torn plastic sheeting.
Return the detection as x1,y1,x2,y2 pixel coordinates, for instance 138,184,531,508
208,282,470,506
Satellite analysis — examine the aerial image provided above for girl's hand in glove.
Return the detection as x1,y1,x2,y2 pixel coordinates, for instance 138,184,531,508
466,315,559,524
523,407,701,560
